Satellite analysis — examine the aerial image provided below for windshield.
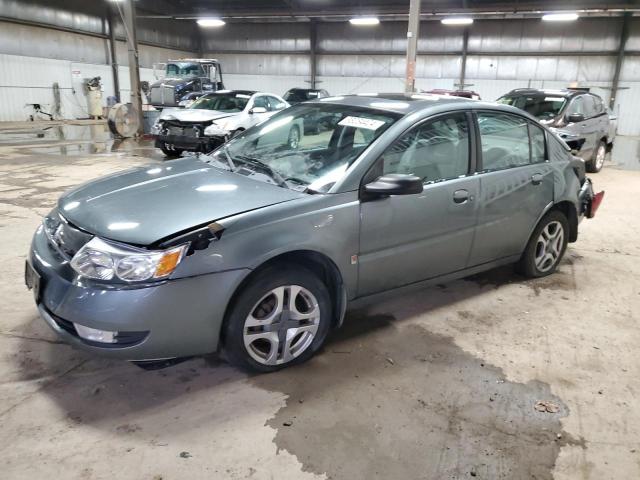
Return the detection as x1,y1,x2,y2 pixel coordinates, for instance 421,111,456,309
206,103,400,192
498,95,567,121
191,93,251,112
166,63,203,77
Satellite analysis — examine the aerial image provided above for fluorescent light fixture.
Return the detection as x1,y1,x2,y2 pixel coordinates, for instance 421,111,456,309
542,12,579,21
441,17,474,26
349,17,380,26
197,18,226,27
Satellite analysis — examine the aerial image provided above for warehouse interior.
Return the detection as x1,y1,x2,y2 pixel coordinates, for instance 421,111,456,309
1,1,640,479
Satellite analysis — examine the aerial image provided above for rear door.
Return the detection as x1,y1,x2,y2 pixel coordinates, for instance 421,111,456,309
358,111,480,296
467,111,554,267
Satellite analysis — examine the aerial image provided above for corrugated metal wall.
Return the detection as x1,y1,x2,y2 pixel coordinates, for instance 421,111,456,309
202,18,640,135
2,7,640,134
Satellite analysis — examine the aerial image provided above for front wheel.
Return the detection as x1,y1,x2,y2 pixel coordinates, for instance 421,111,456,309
222,265,332,372
517,210,569,278
586,140,606,173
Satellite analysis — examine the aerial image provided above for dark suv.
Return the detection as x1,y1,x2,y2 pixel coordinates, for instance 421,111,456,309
498,89,612,172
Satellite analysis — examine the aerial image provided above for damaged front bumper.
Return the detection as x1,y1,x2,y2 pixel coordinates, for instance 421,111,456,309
154,134,225,154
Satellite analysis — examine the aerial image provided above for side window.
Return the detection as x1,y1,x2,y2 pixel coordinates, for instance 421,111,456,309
529,123,547,163
267,96,287,111
583,95,597,118
252,96,268,110
478,112,530,171
380,113,470,183
592,95,604,115
567,96,585,116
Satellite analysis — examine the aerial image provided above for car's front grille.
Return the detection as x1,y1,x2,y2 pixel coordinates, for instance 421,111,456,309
163,121,205,138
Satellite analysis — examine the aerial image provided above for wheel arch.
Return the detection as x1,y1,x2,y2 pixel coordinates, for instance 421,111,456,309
222,249,348,341
550,200,579,243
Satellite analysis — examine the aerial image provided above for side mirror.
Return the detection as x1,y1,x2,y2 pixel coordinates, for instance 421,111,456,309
249,107,268,114
567,113,585,124
363,174,423,197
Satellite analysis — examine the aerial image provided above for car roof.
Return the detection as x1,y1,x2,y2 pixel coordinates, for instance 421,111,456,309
316,92,476,114
502,88,586,98
204,90,257,96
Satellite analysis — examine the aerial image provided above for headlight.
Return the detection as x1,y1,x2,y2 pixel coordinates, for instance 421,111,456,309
204,122,229,136
70,237,188,282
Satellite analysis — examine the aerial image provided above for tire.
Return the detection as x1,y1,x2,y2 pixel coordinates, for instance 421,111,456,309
160,144,184,158
517,210,569,278
287,125,301,149
586,140,606,173
222,264,332,373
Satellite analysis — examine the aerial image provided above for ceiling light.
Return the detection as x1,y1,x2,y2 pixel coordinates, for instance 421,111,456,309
542,13,579,22
349,17,380,26
441,17,474,26
197,18,225,27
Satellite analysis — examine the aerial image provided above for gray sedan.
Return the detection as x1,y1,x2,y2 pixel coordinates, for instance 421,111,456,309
26,94,603,372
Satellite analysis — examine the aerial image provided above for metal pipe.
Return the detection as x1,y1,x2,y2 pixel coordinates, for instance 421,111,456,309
405,0,421,94
121,0,144,135
610,13,631,110
310,19,318,89
107,10,121,103
458,28,469,89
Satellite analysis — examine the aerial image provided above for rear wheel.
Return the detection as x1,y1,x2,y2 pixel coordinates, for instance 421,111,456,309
160,144,184,158
517,210,569,278
586,140,606,173
287,125,301,149
223,265,332,372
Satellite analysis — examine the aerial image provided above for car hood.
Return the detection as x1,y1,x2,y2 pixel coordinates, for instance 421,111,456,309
159,109,237,123
58,158,304,245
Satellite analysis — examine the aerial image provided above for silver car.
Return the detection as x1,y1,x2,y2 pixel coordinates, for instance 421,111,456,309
26,94,603,372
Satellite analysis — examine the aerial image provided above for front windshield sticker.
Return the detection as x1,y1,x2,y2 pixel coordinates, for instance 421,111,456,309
338,116,386,131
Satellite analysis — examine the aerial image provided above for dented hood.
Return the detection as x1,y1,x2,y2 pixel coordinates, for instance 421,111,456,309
58,158,304,245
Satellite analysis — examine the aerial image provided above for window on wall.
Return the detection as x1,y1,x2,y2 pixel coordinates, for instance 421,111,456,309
478,112,530,171
529,123,547,164
378,113,470,183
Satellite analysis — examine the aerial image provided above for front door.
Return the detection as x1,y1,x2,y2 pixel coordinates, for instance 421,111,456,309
358,112,479,296
467,111,554,266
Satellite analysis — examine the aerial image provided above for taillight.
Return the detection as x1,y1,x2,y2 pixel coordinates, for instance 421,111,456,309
588,191,605,218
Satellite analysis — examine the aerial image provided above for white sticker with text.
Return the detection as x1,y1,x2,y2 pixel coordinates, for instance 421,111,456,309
338,116,386,131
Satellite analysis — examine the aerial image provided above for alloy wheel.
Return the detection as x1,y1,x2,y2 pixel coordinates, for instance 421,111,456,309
534,221,564,273
243,285,320,365
595,144,606,170
288,127,300,149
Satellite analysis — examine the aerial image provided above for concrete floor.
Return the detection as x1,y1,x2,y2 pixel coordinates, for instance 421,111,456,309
1,123,639,480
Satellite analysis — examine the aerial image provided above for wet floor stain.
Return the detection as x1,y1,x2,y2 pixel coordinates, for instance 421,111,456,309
252,312,583,480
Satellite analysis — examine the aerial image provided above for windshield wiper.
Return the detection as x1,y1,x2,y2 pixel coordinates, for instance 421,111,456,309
222,144,236,171
234,155,288,188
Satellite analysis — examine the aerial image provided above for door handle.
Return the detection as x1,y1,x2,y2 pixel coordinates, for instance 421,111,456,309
531,173,543,185
453,189,469,204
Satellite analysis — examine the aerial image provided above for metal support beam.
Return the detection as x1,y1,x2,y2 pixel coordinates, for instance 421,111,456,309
107,10,120,103
405,0,421,93
610,13,631,110
458,28,469,89
119,0,144,135
309,19,318,89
